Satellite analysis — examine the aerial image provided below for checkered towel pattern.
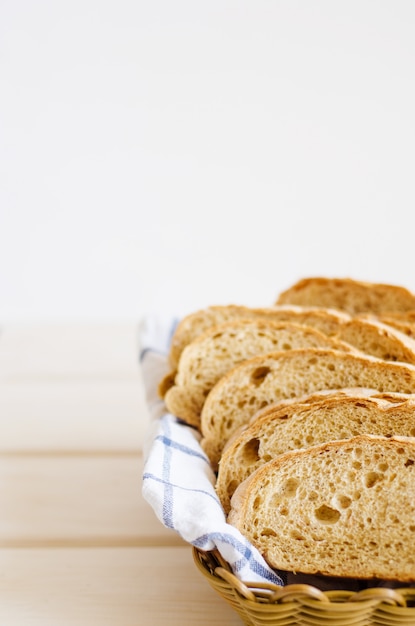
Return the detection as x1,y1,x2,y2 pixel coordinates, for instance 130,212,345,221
139,315,284,585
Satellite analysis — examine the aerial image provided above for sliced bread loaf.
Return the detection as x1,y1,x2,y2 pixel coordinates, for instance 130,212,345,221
335,316,415,364
217,394,415,513
276,277,415,315
200,348,415,469
167,304,415,384
247,387,415,424
227,435,415,581
163,320,354,428
168,304,350,369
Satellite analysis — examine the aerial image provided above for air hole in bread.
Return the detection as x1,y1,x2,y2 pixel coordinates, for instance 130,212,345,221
227,479,238,499
253,496,262,509
260,528,277,537
290,529,305,540
250,366,271,386
308,357,318,365
410,525,415,532
282,343,291,350
405,458,414,467
242,438,260,464
283,478,299,497
365,472,380,488
314,504,341,524
336,495,352,509
378,462,389,471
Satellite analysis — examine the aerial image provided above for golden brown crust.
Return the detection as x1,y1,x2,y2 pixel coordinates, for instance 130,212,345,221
167,304,351,368
158,371,177,398
228,435,415,581
164,319,355,429
200,348,415,469
276,277,415,315
217,393,415,513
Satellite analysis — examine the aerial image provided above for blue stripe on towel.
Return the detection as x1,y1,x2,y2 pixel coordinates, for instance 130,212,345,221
142,472,223,508
155,435,209,463
161,416,174,528
140,314,286,586
193,532,284,585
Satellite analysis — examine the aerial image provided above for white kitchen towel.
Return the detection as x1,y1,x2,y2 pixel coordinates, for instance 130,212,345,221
139,314,284,586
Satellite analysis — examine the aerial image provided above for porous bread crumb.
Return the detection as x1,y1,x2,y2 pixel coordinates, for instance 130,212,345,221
200,348,415,469
227,435,415,581
216,393,415,513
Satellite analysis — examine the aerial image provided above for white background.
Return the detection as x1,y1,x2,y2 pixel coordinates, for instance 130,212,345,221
1,0,415,322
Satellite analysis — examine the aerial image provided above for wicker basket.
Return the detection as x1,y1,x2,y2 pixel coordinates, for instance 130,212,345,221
193,547,415,626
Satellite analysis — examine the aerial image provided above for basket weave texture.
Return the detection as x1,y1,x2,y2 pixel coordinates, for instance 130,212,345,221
193,547,415,626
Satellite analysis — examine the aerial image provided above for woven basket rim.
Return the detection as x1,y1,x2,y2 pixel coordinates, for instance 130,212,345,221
193,546,415,610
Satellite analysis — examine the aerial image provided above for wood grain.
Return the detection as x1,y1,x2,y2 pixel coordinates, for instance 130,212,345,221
0,323,239,624
0,547,241,626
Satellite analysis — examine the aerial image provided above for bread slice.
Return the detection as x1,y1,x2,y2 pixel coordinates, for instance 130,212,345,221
247,387,415,424
379,310,415,323
228,435,415,581
167,304,351,369
217,394,415,513
335,316,415,364
163,320,354,428
166,304,415,379
276,277,415,315
377,314,415,339
200,348,415,469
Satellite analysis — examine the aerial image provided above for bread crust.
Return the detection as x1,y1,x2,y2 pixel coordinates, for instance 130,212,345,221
163,319,354,428
200,348,415,469
163,314,415,429
168,304,351,369
216,393,415,513
228,435,415,581
276,277,415,315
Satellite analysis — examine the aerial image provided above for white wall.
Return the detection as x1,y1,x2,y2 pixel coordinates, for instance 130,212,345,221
1,1,415,322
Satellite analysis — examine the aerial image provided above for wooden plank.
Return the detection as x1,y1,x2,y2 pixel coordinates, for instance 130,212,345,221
0,323,143,381
0,380,150,452
0,547,241,626
0,455,184,547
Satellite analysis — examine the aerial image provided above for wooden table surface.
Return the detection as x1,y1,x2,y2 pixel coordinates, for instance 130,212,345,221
0,323,241,625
